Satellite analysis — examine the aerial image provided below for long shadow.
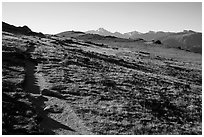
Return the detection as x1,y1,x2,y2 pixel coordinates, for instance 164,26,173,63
24,61,40,94
29,96,76,134
23,59,76,134
40,113,76,134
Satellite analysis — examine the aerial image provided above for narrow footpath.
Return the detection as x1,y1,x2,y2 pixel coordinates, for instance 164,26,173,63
23,47,92,135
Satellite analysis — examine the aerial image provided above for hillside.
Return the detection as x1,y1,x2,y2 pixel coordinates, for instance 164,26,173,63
57,30,85,38
2,22,45,37
2,22,202,135
160,31,202,54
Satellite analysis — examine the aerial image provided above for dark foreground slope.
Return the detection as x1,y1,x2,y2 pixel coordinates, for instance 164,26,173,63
2,33,44,134
2,24,202,134
2,22,45,37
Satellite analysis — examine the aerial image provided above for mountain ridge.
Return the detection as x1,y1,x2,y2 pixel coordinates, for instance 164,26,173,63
85,27,200,40
4,21,199,54
84,28,202,53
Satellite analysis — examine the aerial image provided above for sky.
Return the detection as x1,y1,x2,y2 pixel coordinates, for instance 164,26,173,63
2,2,202,34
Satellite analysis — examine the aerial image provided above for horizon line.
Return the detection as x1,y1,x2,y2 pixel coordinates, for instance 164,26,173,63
2,21,202,35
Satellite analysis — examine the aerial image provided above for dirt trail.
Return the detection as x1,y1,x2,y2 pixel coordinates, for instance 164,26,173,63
23,49,92,134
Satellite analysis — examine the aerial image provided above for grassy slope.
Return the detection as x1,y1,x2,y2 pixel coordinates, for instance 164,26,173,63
76,38,201,65
45,34,202,134
2,31,202,135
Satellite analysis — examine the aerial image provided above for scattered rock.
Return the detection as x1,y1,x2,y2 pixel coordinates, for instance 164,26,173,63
43,104,63,113
153,40,162,44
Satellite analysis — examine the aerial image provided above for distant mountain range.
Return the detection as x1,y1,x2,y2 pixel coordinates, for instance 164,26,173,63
2,22,201,54
86,28,199,41
85,28,202,53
